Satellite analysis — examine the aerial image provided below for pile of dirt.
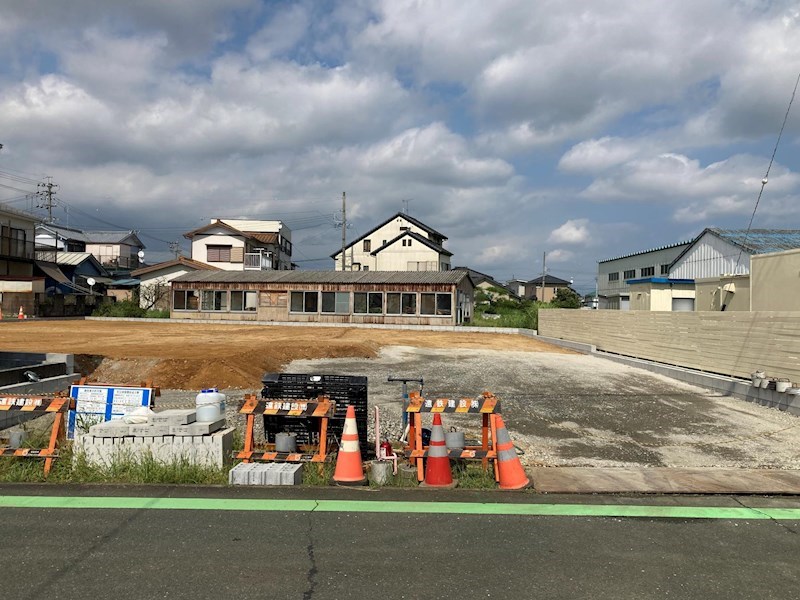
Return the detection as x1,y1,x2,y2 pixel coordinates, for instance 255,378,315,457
2,320,567,389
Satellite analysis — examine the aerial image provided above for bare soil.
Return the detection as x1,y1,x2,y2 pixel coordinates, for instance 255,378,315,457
0,320,569,389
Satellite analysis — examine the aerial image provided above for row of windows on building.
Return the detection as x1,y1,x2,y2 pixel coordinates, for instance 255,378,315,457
172,289,454,316
608,264,669,282
290,291,453,316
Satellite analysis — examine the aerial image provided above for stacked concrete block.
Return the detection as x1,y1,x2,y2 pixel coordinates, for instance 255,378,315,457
228,462,304,486
170,419,226,436
74,427,235,468
88,420,132,438
151,409,196,425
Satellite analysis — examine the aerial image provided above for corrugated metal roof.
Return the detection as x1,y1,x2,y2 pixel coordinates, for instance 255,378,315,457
599,240,692,264
172,269,471,286
54,252,96,266
711,228,800,254
244,232,279,244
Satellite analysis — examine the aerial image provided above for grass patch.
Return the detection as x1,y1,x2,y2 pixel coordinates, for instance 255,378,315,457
302,462,335,485
0,442,228,485
452,462,498,489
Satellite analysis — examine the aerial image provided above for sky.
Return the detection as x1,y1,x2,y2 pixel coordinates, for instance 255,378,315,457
1,0,800,293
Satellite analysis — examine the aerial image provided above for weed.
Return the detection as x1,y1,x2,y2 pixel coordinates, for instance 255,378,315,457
302,462,334,485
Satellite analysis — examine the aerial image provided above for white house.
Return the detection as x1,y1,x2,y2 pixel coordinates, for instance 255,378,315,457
35,225,145,272
131,256,221,310
183,219,293,271
331,212,452,271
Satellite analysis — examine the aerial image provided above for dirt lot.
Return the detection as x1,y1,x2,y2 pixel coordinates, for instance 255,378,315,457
3,320,799,470
0,320,567,388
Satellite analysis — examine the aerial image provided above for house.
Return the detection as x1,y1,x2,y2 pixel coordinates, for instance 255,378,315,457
627,278,697,311
506,278,528,298
38,252,108,294
169,270,474,326
131,256,221,310
526,274,574,303
0,204,41,316
35,224,146,273
183,219,293,271
597,240,692,310
331,213,452,272
453,267,519,301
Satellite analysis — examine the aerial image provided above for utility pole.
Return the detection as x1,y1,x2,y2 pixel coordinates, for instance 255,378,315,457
169,241,181,259
539,251,547,303
402,199,411,214
37,177,59,224
340,191,347,271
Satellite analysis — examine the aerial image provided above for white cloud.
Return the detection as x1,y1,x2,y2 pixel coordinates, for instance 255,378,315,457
559,137,649,174
548,219,591,245
546,249,574,263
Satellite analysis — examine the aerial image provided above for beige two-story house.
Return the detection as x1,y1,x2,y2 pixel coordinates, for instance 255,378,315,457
332,212,452,271
184,219,293,271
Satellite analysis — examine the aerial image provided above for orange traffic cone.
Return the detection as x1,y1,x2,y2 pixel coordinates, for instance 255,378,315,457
494,415,530,490
333,405,366,485
422,413,456,487
17,306,24,320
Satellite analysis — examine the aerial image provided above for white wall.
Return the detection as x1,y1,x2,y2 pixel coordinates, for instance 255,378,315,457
670,232,749,279
190,233,246,271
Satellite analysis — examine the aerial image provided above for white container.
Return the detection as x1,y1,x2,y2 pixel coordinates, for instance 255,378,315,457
196,388,226,422
776,379,791,393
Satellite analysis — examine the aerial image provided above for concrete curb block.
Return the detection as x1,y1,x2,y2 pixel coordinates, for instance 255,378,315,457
85,316,536,336
534,336,595,354
595,351,800,416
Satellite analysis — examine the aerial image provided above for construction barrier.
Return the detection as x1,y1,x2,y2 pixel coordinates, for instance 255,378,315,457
236,395,335,463
0,394,72,475
404,391,501,482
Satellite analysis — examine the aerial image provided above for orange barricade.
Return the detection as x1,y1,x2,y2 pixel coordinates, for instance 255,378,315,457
236,394,335,464
0,394,72,476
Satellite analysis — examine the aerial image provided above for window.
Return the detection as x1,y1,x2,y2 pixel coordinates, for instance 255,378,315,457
201,290,227,311
387,293,417,315
321,292,350,313
608,272,619,282
290,291,318,313
623,269,635,279
363,265,369,271
173,290,199,310
421,293,452,316
354,292,382,314
363,239,371,252
231,291,258,311
661,264,670,275
641,266,655,277
400,226,409,231
207,245,232,262
401,238,413,247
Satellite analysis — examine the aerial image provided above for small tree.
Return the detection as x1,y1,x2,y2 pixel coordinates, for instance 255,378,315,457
138,277,171,310
550,287,581,308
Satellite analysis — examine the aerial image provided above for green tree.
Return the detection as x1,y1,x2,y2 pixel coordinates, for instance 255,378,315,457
550,287,581,308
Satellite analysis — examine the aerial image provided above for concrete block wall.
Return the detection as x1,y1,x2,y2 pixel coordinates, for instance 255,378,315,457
228,462,303,486
74,427,235,468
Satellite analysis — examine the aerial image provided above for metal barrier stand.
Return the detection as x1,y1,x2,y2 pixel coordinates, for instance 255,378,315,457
0,394,72,476
404,391,502,482
236,395,335,463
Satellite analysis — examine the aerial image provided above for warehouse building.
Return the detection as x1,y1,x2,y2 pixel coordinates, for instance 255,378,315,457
170,270,475,326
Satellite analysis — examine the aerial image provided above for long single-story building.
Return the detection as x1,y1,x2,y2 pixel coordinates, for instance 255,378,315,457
170,270,475,325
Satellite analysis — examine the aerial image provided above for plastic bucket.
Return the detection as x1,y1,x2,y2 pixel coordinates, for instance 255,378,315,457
445,430,465,450
196,388,226,422
776,379,791,393
369,461,393,486
275,432,297,453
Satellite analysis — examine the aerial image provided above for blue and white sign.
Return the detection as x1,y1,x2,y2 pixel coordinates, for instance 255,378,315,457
67,385,154,438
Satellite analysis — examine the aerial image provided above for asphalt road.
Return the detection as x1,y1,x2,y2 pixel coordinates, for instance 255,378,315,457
2,485,799,600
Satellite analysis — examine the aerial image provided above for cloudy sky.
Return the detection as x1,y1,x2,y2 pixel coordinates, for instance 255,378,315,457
1,1,799,292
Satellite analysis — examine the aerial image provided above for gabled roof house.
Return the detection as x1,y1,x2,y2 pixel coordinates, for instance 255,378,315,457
331,212,452,272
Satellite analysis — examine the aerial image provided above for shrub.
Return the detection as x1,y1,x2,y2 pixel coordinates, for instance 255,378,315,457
92,300,146,318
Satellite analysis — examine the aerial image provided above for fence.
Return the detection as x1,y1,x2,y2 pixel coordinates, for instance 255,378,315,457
539,309,800,383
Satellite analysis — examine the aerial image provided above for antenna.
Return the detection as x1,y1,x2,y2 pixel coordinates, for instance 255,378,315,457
402,199,411,214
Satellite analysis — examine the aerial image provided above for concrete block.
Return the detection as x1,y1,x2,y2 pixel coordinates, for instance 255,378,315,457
229,462,254,485
151,409,197,425
89,421,132,438
280,463,303,485
129,425,170,437
169,419,225,436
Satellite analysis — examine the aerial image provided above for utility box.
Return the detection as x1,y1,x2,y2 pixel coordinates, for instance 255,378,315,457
260,373,368,451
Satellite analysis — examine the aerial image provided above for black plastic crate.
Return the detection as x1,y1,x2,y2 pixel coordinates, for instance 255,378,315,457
260,373,368,450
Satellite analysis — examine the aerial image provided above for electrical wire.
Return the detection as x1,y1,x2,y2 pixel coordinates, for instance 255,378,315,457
733,68,800,272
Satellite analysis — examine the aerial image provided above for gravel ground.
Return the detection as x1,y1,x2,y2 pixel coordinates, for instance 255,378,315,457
157,345,800,469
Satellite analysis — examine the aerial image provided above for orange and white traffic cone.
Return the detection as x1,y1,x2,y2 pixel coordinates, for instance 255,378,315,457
422,413,456,487
333,405,366,485
494,415,530,490
17,306,25,320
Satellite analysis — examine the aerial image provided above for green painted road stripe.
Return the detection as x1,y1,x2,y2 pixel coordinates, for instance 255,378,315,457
1,495,799,519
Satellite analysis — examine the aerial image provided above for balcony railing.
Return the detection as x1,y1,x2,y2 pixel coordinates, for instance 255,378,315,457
244,252,273,270
1,237,34,261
